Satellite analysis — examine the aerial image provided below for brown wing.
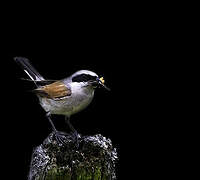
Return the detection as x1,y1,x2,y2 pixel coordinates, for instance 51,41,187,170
34,81,71,99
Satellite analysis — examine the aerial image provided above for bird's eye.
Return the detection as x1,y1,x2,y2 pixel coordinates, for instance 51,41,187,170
72,74,97,82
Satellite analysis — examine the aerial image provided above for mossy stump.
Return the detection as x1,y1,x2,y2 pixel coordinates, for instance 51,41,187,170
28,133,118,180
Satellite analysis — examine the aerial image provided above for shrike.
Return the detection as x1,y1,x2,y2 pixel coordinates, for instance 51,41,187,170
14,57,110,144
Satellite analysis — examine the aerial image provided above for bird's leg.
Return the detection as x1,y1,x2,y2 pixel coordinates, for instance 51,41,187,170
46,112,67,144
65,116,79,146
46,112,57,132
65,116,77,133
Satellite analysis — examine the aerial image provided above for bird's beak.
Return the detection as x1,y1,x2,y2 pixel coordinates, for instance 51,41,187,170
98,77,111,91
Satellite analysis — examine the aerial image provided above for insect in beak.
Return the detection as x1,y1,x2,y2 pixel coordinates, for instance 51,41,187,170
98,77,111,91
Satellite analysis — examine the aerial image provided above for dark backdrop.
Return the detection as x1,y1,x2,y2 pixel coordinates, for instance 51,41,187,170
0,4,174,179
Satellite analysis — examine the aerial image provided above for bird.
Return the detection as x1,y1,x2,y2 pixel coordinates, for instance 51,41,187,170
14,57,110,144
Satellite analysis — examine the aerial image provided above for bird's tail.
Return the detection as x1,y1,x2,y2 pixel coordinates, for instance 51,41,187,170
14,57,45,87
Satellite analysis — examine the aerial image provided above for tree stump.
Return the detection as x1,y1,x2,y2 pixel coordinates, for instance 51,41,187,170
28,132,118,180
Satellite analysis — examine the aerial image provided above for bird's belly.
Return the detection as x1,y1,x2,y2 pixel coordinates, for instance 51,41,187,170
39,92,94,116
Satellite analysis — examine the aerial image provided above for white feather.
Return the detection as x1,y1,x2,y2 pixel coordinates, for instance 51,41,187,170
24,70,35,81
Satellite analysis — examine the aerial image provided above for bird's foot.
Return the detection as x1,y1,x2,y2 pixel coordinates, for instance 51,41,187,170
70,130,81,148
53,131,69,145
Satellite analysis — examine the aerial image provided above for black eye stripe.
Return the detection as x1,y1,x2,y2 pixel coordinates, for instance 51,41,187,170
72,74,97,82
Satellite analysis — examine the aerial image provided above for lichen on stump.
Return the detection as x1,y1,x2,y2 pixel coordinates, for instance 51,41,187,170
28,133,118,180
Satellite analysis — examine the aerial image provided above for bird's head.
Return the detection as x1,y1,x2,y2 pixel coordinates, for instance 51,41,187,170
71,70,110,90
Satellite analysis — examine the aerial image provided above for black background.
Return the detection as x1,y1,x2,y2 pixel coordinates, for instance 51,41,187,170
0,3,180,180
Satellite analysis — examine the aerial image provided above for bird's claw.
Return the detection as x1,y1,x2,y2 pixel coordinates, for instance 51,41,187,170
54,131,68,145
53,131,80,148
70,131,80,148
